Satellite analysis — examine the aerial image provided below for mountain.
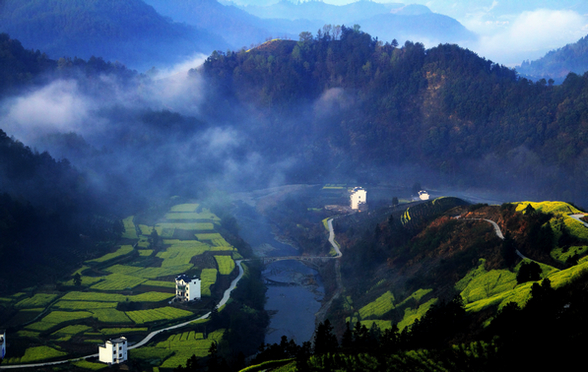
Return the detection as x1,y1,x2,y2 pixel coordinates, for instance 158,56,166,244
240,0,475,45
200,29,588,207
0,0,228,70
518,33,588,83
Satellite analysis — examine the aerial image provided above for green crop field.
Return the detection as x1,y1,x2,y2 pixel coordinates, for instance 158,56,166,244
138,249,153,256
195,233,223,241
6,346,67,364
26,311,93,331
61,291,173,303
122,216,138,239
457,263,517,304
215,255,235,275
143,280,176,288
360,319,393,330
201,269,218,296
100,327,148,335
358,291,396,319
90,274,146,291
72,360,107,370
157,222,214,231
138,329,225,369
126,306,193,324
91,308,132,323
397,298,438,330
53,301,118,310
139,224,154,235
86,245,134,264
15,293,58,308
171,203,199,212
165,212,219,221
51,324,92,341
515,201,582,215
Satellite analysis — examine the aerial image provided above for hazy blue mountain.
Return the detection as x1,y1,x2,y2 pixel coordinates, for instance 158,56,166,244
239,0,474,46
0,0,228,70
518,34,588,83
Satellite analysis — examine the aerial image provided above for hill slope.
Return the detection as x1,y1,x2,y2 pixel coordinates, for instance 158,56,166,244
0,0,227,70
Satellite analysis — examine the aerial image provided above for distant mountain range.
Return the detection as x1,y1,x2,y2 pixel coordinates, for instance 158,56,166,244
0,0,227,70
0,0,477,70
518,33,588,83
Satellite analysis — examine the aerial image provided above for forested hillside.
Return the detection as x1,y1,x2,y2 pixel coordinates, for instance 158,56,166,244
201,26,588,207
0,0,226,70
518,33,588,83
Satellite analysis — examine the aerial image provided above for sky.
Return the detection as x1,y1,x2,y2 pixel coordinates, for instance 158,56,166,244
232,0,588,67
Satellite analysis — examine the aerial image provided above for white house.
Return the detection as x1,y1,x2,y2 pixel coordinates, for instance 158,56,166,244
1,329,5,359
98,337,127,364
175,274,201,302
418,190,430,201
350,187,367,210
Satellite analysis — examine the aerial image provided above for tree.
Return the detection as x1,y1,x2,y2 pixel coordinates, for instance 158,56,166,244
517,261,542,283
313,319,338,355
73,273,82,286
392,197,399,207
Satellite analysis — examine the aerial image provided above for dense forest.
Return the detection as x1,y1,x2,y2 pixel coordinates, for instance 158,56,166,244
201,26,588,207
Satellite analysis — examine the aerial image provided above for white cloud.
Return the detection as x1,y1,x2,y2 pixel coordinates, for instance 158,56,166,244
0,80,97,141
467,9,588,65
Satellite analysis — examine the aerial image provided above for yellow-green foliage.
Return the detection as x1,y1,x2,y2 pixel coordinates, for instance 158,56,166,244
15,293,58,308
26,311,93,331
138,249,153,256
239,359,296,372
139,224,154,235
90,274,146,291
7,346,67,364
547,261,588,288
62,291,173,303
396,289,433,307
397,298,437,331
201,269,218,296
90,308,132,323
100,327,148,335
195,232,223,240
156,240,210,267
515,201,582,215
17,330,40,339
157,222,214,231
53,301,118,310
459,269,517,304
156,329,224,368
322,184,346,189
465,282,534,313
51,324,92,337
360,319,393,330
165,211,220,221
215,255,235,275
358,291,395,319
322,218,330,230
72,360,107,370
122,216,138,239
143,280,176,288
87,245,134,264
137,237,150,248
171,203,199,212
125,306,193,324
400,208,411,225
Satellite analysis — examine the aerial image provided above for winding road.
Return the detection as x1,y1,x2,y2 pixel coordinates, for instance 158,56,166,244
0,260,246,369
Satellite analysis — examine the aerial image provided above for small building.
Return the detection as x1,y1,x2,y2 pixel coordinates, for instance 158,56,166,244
98,337,127,364
175,274,201,302
1,329,6,359
350,187,367,210
418,190,430,201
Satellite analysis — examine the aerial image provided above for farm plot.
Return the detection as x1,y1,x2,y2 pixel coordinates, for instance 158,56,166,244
157,241,211,267
62,291,173,303
358,291,396,319
126,307,193,324
53,301,118,310
90,274,146,291
86,245,134,264
26,311,93,331
100,327,148,336
201,269,218,296
90,308,132,323
122,216,138,239
157,222,214,231
51,324,92,341
214,255,235,275
132,329,223,369
165,210,220,221
5,346,67,364
139,224,154,235
16,293,58,308
171,203,199,212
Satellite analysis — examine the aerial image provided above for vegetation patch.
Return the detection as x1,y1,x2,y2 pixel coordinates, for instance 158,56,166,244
122,216,138,239
170,203,199,212
100,327,148,335
138,249,153,256
51,324,92,337
201,268,218,296
12,345,67,363
143,280,175,288
90,273,146,291
54,301,118,310
86,245,134,264
397,298,437,330
194,232,223,241
155,329,224,369
91,309,132,323
26,311,93,331
358,291,395,319
15,293,58,308
514,201,582,216
157,222,214,231
360,319,393,330
125,306,193,324
72,360,107,370
214,255,235,275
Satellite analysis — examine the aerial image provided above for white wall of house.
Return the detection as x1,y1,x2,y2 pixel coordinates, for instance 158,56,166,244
99,337,127,364
1,330,5,359
176,275,201,301
350,187,367,210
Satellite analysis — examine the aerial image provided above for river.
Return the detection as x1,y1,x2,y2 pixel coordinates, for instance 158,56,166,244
233,201,324,345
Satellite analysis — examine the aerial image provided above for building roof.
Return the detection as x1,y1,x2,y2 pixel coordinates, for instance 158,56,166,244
176,274,190,282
